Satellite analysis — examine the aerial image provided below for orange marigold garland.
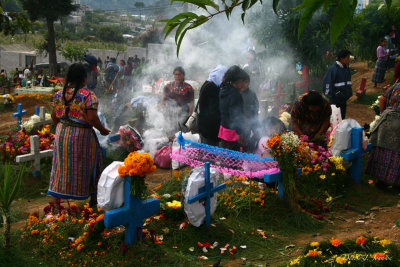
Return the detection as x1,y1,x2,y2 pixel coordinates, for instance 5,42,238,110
118,152,157,198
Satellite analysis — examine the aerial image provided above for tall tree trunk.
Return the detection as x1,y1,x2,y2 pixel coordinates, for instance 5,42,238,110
46,18,57,76
2,213,11,248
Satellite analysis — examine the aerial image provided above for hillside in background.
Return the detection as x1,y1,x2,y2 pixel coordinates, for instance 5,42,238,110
80,0,168,11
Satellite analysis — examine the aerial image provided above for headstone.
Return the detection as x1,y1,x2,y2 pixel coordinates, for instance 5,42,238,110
13,103,27,127
356,78,367,98
15,135,53,177
340,127,372,184
187,162,226,226
103,176,160,244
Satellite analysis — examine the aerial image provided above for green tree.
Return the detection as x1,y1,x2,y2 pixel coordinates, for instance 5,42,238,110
161,0,393,56
20,0,77,75
0,0,31,35
60,43,88,62
135,1,145,8
97,25,124,43
354,0,400,61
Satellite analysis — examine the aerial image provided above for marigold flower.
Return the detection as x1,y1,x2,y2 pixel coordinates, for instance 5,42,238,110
373,252,386,260
31,229,39,235
336,256,347,264
356,236,367,245
330,238,342,247
310,242,319,247
307,250,318,257
96,214,104,222
379,239,391,247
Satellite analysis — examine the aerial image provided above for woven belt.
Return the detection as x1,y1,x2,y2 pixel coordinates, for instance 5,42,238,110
60,119,92,129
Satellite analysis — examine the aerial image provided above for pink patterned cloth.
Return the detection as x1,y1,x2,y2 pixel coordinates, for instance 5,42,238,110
218,125,237,141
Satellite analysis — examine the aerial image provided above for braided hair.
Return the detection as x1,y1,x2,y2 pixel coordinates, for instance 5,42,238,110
62,63,87,118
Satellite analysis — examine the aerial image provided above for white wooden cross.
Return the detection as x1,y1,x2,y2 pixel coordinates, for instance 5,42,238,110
15,135,53,177
32,106,53,128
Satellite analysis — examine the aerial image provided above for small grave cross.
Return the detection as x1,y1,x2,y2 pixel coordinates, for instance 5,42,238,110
271,82,288,110
13,103,27,127
187,162,226,226
15,135,53,177
340,127,372,184
32,106,52,128
104,176,160,244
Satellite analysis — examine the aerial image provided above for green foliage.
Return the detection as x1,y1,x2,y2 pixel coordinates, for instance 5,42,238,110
353,0,400,61
162,0,393,56
97,25,124,43
0,163,25,213
0,0,32,36
19,0,77,22
60,43,88,62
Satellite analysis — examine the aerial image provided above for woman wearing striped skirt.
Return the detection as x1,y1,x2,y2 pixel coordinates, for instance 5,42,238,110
372,38,389,88
49,63,110,203
366,84,400,187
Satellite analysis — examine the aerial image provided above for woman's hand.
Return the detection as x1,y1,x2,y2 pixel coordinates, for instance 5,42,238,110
100,127,111,136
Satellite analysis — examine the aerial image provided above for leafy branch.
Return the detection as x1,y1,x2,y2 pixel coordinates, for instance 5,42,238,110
161,0,261,56
162,0,393,56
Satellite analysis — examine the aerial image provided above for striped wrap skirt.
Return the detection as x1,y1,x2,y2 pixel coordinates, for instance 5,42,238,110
48,122,102,200
372,59,387,83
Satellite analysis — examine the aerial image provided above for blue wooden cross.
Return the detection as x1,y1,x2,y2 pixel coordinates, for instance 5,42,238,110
187,162,226,226
264,168,302,198
341,127,372,184
13,103,27,127
103,176,160,244
35,106,39,116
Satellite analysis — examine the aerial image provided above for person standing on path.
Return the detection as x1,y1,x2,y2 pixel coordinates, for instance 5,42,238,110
49,63,110,205
322,49,353,119
372,38,389,88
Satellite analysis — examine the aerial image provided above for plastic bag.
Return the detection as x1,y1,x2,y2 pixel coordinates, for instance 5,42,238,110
154,145,172,169
97,161,125,210
330,104,342,131
172,132,200,170
330,119,367,156
182,166,219,227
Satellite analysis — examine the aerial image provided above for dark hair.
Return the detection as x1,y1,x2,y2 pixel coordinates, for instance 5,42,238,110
120,59,126,65
262,117,286,135
336,50,352,61
303,90,324,107
379,38,386,45
63,63,87,118
223,65,248,85
173,66,185,76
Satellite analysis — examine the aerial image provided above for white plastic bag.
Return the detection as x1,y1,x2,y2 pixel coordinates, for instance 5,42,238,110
183,166,219,227
330,104,342,131
172,132,200,170
97,161,125,210
330,119,366,156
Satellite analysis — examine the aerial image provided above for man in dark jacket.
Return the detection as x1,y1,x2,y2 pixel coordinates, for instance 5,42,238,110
84,54,98,91
322,50,353,119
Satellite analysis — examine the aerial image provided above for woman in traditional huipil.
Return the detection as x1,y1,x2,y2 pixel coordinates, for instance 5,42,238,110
366,83,400,187
49,63,110,203
372,38,389,88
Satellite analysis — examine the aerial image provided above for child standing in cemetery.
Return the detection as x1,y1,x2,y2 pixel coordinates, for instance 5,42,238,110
48,63,110,205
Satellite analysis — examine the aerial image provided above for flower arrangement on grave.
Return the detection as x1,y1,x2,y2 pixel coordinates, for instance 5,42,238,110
287,236,399,266
160,193,185,220
266,132,311,208
14,92,53,102
118,151,157,199
0,126,54,162
118,125,143,152
21,113,52,132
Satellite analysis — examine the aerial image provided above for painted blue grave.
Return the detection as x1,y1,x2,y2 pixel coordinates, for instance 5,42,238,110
340,127,372,184
187,162,226,226
104,176,160,244
13,103,27,127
